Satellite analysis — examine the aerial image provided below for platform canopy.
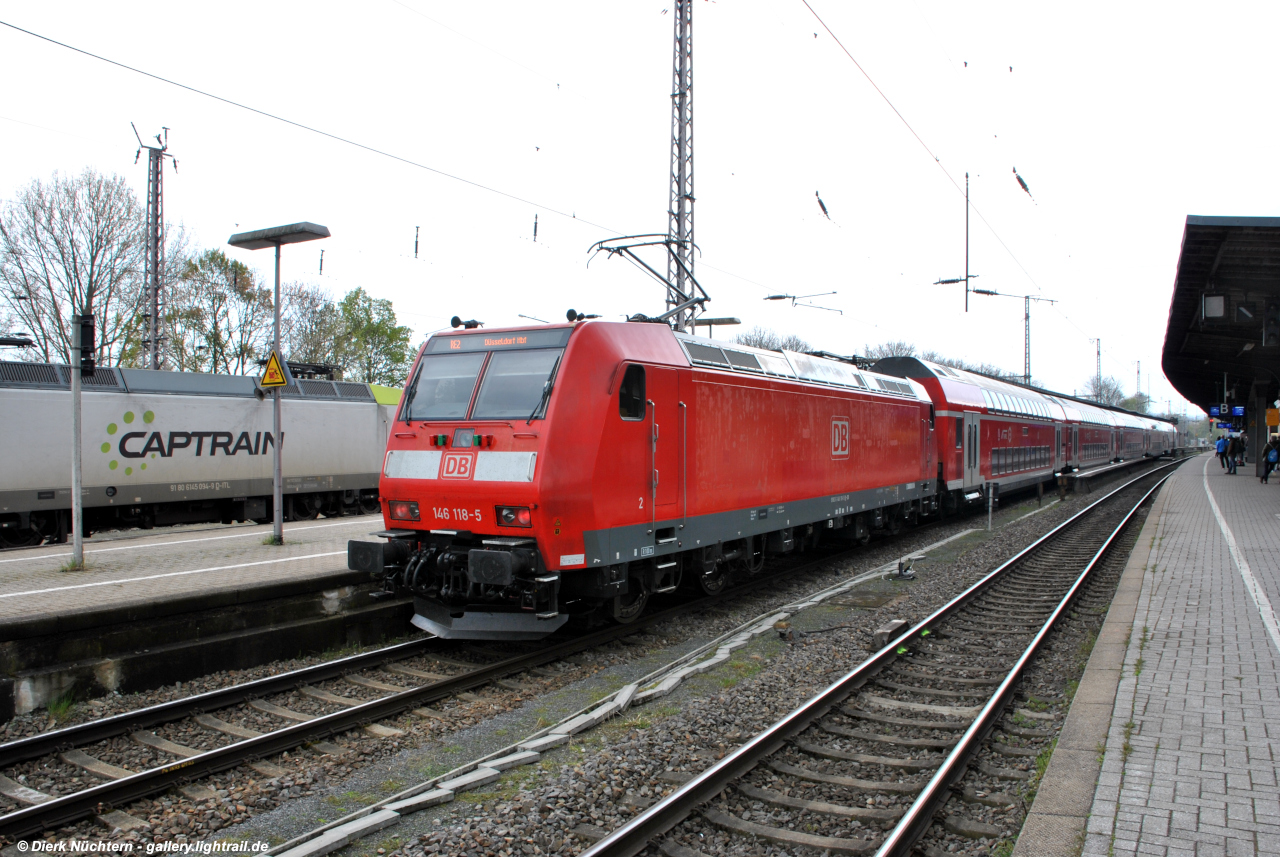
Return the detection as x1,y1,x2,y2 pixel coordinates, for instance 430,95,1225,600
1161,215,1280,416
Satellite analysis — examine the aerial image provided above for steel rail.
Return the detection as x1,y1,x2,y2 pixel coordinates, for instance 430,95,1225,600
580,461,1179,857
0,538,872,840
0,638,439,768
872,470,1169,856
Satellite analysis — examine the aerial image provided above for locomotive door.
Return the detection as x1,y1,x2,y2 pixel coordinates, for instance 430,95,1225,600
649,368,683,515
963,412,981,486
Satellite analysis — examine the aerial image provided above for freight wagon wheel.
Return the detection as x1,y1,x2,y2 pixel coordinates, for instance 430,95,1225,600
359,495,381,515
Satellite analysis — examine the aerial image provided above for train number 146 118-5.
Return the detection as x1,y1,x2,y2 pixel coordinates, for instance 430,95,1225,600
432,508,482,522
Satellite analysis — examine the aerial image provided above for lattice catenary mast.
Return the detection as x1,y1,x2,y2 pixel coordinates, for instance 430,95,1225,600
133,124,177,370
666,0,695,331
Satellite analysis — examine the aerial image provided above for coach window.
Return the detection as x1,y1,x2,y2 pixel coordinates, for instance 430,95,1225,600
619,364,646,420
954,416,963,448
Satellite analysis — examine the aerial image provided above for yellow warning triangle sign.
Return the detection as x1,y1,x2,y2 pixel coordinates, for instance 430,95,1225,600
260,351,290,388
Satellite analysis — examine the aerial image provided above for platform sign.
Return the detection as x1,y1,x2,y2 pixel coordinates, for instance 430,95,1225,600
1209,406,1220,416
1217,422,1234,429
1268,408,1279,427
259,351,292,388
1232,405,1246,417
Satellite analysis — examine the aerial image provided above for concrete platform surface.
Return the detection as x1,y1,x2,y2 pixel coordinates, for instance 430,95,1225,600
1072,454,1280,856
0,518,383,628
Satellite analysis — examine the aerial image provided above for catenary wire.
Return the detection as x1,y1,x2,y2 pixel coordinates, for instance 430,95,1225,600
0,19,618,235
800,0,1045,296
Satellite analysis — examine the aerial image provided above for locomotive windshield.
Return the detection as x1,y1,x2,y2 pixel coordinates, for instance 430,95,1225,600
401,352,486,420
402,346,564,422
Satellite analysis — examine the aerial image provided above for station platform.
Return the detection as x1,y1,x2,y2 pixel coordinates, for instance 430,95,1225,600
1016,452,1280,856
0,517,383,633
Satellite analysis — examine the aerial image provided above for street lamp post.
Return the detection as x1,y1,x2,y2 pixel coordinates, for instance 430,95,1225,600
227,222,330,544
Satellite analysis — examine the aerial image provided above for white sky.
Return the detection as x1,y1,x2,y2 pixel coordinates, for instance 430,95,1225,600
4,1,1277,418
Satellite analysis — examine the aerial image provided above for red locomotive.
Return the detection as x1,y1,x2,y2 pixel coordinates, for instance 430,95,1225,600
349,322,1178,640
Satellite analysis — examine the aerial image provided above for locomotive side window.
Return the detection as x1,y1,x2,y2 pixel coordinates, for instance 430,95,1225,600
619,364,646,420
472,348,564,420
402,352,487,421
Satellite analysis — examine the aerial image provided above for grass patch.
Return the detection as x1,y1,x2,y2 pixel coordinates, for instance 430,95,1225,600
262,535,285,546
1096,741,1107,766
1023,737,1057,805
992,839,1016,857
58,559,87,573
717,658,764,689
1065,678,1080,703
378,779,406,794
1121,721,1135,763
1022,697,1050,712
1133,657,1145,677
1078,629,1097,666
46,691,76,723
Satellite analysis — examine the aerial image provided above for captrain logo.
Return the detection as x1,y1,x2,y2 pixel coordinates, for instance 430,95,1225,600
101,409,280,476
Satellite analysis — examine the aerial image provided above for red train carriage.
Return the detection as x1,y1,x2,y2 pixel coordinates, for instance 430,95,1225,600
350,321,939,639
872,357,1178,509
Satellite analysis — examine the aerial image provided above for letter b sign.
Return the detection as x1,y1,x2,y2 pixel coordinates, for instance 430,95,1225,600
831,418,850,459
441,452,475,479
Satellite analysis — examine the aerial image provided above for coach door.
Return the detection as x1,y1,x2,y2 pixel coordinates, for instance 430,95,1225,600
1055,427,1062,470
963,412,981,486
649,368,683,518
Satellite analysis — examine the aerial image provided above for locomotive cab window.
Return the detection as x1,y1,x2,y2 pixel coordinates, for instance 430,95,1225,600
402,352,486,421
619,364,646,420
472,348,563,420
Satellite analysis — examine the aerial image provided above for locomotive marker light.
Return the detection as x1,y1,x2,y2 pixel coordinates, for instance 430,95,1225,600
228,222,330,545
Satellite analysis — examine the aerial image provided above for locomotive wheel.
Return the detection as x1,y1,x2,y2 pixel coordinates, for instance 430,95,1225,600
0,524,41,548
608,581,649,624
696,565,729,596
292,494,321,520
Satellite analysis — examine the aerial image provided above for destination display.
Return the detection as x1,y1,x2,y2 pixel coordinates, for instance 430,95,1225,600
426,328,572,353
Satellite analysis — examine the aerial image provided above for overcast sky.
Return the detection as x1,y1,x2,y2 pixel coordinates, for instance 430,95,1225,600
4,1,1277,416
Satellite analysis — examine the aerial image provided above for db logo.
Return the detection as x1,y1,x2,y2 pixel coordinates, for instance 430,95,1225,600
831,418,850,459
440,451,475,479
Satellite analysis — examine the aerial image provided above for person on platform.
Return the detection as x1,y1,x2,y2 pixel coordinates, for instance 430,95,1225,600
1226,435,1241,475
1216,435,1228,469
1262,440,1277,484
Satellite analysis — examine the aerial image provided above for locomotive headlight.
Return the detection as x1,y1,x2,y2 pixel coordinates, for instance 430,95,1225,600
389,501,420,521
496,506,532,527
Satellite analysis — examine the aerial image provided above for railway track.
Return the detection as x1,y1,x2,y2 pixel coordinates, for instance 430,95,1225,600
0,458,1168,845
0,533,895,843
581,462,1177,857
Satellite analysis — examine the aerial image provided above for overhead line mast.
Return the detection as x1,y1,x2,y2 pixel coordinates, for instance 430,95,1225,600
666,0,695,331
133,124,177,370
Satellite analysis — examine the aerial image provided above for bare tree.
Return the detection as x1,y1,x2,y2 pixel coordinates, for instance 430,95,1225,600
0,170,147,364
735,326,811,353
863,340,917,359
160,249,272,375
1083,374,1126,406
920,349,1024,383
282,283,345,370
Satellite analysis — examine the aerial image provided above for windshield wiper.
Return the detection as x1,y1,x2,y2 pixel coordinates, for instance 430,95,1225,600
527,355,562,425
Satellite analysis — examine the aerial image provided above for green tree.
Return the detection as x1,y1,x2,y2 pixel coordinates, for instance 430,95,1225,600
337,287,412,386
